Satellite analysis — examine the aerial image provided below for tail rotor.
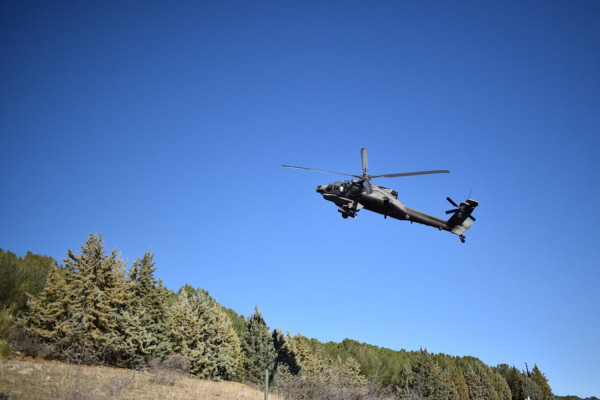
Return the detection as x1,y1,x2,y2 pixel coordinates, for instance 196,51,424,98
445,197,476,221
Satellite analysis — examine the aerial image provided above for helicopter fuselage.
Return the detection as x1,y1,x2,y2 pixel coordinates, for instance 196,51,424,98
316,179,476,241
283,147,478,242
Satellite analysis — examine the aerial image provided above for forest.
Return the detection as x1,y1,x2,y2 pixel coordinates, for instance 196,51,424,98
0,233,596,400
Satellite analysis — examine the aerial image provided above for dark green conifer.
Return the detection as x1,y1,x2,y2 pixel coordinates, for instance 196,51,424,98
287,333,323,378
168,288,242,380
523,375,544,400
24,234,130,363
23,263,69,346
122,251,171,362
531,364,552,400
241,306,276,384
273,328,300,375
63,234,129,362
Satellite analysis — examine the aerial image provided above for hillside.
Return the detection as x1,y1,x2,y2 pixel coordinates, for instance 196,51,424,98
3,241,596,400
0,358,278,400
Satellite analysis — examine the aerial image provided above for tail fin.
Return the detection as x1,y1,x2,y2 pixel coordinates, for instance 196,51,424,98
446,199,479,235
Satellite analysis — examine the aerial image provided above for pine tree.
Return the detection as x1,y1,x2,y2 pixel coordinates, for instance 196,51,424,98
496,364,525,400
241,305,276,384
121,251,171,364
62,234,130,363
1,249,54,314
452,368,469,400
531,364,552,400
523,375,544,400
287,333,323,378
168,288,242,380
23,234,130,364
491,370,511,400
464,364,485,400
23,263,69,348
337,356,367,387
273,328,300,375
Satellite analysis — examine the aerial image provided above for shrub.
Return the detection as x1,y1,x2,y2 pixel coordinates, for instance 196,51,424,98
148,354,189,386
163,354,190,373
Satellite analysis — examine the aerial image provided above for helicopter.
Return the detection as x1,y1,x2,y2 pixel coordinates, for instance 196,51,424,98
282,148,478,243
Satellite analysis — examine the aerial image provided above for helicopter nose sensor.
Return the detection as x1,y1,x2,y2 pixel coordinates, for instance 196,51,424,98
317,185,327,193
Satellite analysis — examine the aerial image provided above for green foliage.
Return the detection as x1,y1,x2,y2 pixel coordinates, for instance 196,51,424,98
22,262,69,345
406,349,460,400
309,340,521,400
328,355,368,387
120,251,172,365
531,364,552,400
496,364,525,400
222,306,246,338
6,237,564,399
21,234,130,363
0,307,14,357
167,287,242,380
273,328,300,376
241,305,276,384
0,249,54,315
523,375,544,400
287,333,324,378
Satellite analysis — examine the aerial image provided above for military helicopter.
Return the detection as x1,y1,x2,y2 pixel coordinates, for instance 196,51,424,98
283,148,478,243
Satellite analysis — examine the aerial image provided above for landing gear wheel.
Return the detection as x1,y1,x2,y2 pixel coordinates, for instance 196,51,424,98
342,213,348,219
459,235,466,243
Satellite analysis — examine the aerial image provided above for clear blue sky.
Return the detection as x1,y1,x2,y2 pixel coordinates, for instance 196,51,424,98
2,1,599,396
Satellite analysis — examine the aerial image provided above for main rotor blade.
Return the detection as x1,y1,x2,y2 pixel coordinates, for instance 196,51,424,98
361,148,368,176
371,170,450,178
281,165,356,177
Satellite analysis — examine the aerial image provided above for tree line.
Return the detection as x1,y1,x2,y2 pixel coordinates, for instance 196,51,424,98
1,234,594,400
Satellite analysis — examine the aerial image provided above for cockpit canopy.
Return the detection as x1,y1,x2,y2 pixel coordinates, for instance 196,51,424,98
325,180,353,192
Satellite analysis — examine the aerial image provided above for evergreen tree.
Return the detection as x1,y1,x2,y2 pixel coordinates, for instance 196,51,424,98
287,333,323,378
335,356,367,387
168,288,243,380
523,375,544,400
411,348,460,400
273,328,300,375
63,234,130,363
490,370,511,400
496,364,525,400
452,368,470,400
0,249,54,314
395,361,414,397
464,365,485,400
22,263,69,348
241,305,276,384
531,364,552,400
23,234,130,364
1,306,14,357
122,251,171,362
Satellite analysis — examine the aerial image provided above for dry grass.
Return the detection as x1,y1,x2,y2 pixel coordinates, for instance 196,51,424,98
0,357,281,400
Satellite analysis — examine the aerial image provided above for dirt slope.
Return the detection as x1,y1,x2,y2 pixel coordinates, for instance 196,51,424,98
0,358,280,400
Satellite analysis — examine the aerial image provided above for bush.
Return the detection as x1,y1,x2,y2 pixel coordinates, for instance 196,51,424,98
8,326,54,358
0,339,10,358
148,354,190,386
163,354,190,373
274,373,394,400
